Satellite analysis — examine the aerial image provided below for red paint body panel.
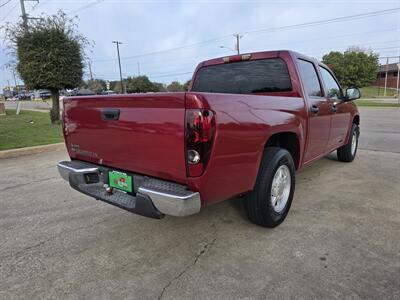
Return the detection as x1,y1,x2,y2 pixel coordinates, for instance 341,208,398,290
185,92,307,204
62,50,359,207
63,93,188,184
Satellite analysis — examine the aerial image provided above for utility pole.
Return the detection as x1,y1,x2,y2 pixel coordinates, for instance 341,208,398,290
397,58,400,105
18,0,39,114
88,61,94,81
378,63,381,96
112,41,124,94
12,70,18,91
16,0,39,114
19,0,39,29
19,0,28,29
12,69,21,115
137,62,141,76
383,57,389,97
234,33,242,55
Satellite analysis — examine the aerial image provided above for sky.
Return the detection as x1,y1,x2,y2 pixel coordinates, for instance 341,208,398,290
0,0,399,89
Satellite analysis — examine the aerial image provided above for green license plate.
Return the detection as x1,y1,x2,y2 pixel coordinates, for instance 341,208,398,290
109,171,132,193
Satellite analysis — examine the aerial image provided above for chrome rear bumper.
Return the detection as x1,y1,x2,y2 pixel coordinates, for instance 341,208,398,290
57,161,201,218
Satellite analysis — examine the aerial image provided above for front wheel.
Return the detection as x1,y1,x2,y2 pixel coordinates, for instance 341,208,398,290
337,124,359,162
245,147,295,228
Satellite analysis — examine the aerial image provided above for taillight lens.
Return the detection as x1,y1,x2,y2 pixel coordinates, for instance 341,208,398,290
185,109,215,177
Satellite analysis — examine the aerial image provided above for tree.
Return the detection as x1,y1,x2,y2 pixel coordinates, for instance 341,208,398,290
167,81,184,92
321,51,344,81
153,82,167,92
183,80,191,91
6,11,87,123
109,80,120,93
322,47,379,88
85,79,106,94
125,76,161,93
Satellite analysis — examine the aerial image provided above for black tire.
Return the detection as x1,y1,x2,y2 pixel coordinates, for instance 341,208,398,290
245,147,295,228
337,123,359,162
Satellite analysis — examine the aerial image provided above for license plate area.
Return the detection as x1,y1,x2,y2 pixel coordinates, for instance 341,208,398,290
108,171,133,193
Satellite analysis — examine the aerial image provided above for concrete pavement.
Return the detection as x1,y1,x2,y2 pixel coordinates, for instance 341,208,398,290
0,108,399,299
358,107,400,153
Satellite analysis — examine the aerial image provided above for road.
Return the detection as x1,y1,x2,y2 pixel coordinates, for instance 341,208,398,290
4,100,53,111
362,98,400,104
0,108,399,299
358,108,400,153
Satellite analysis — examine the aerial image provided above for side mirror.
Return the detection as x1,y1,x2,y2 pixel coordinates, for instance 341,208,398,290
344,87,361,101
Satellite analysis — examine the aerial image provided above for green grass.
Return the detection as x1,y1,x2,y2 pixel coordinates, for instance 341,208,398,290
360,86,398,98
356,100,400,108
0,110,63,151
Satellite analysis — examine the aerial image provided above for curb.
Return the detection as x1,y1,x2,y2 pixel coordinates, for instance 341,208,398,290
357,106,400,109
0,143,66,159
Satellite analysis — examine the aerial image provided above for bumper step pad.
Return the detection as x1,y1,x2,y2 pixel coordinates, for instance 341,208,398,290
68,172,164,219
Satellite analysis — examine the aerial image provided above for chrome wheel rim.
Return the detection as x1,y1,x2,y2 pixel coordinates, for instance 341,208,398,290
270,165,291,213
351,131,357,156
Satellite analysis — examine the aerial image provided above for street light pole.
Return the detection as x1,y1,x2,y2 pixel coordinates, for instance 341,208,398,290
219,45,235,53
112,41,124,94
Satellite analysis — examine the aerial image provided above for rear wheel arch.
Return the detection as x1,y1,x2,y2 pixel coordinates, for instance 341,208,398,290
265,132,300,170
245,147,296,227
337,123,359,162
353,115,360,126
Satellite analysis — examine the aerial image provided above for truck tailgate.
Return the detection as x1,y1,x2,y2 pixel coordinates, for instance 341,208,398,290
63,93,187,184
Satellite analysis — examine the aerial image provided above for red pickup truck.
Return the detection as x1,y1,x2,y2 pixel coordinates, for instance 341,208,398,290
58,50,360,228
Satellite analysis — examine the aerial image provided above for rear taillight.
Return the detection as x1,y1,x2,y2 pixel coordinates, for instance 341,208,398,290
185,109,215,177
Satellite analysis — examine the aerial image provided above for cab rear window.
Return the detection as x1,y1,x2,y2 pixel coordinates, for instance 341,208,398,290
192,58,292,94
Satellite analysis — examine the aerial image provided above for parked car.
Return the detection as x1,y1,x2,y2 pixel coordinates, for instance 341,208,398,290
17,92,31,100
102,90,117,95
58,50,360,228
36,90,51,100
75,89,96,96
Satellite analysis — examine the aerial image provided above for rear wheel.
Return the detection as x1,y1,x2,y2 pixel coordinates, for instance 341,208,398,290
245,147,295,228
337,124,359,162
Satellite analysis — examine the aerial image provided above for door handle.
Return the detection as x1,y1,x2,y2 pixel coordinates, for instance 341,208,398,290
310,105,319,114
101,109,120,121
331,105,337,113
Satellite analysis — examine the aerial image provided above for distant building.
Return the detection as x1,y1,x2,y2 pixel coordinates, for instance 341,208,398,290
2,86,14,98
374,63,399,88
2,85,27,99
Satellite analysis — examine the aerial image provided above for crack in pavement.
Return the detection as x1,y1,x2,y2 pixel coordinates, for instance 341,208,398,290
158,238,217,300
158,224,218,300
0,218,110,261
358,147,400,154
0,177,58,192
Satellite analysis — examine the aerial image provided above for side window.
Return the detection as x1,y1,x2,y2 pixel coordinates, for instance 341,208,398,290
319,66,342,99
297,59,322,97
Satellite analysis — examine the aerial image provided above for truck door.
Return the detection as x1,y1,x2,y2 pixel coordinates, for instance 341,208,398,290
318,66,352,151
297,59,332,163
